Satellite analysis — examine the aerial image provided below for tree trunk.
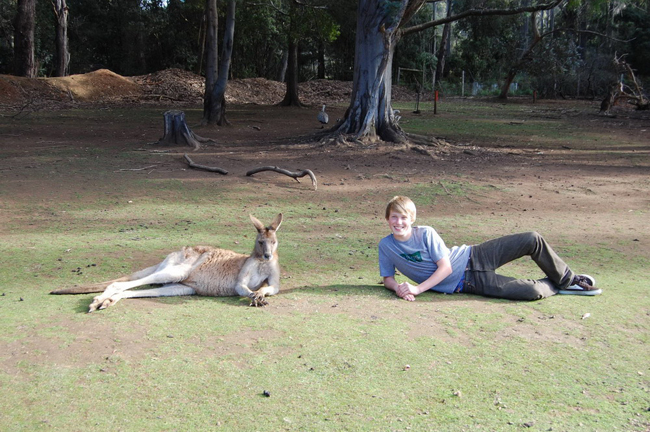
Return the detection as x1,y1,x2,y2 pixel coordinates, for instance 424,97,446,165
317,40,325,79
52,0,70,77
498,11,542,99
278,38,303,106
277,49,288,83
157,111,215,150
333,0,426,143
203,0,235,126
279,1,304,108
203,0,218,117
434,0,452,91
500,70,518,100
13,0,37,78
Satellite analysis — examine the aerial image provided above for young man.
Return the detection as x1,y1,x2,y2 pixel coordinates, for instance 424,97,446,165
378,196,601,301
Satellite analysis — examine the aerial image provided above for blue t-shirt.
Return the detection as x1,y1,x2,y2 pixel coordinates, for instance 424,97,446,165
378,226,471,294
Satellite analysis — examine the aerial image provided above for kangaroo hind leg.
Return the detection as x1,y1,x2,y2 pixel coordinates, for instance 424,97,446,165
90,283,196,311
88,250,206,312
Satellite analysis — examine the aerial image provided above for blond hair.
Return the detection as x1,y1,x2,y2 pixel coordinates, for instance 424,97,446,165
385,196,416,221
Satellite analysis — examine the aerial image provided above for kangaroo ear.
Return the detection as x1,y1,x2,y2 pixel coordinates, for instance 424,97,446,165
269,213,283,231
250,214,266,232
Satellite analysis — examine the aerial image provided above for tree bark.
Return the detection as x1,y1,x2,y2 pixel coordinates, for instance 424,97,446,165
277,49,288,83
203,0,218,116
278,38,304,107
52,0,70,77
203,0,236,126
279,0,311,107
158,111,215,150
434,0,452,90
13,0,37,78
317,40,326,79
330,0,425,144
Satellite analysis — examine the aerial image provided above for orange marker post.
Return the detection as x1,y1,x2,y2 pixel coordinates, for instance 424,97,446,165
434,90,439,114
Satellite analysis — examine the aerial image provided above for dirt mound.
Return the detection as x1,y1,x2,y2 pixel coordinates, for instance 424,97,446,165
228,77,285,104
0,74,69,105
0,68,419,108
48,69,142,101
0,69,141,108
132,71,354,106
132,68,204,104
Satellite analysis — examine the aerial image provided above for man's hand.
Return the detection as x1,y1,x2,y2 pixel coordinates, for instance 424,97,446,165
396,282,417,301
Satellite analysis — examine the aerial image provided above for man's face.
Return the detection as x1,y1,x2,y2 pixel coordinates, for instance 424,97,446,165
387,211,413,240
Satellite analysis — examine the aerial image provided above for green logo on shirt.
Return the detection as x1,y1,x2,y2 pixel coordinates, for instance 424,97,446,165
400,251,422,263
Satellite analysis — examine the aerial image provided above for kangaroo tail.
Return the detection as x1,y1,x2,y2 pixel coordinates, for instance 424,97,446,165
50,277,128,294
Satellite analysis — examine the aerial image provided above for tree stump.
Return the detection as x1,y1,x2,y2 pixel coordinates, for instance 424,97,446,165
156,110,215,150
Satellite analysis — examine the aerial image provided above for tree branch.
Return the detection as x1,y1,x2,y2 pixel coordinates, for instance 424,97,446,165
401,0,564,36
246,166,318,190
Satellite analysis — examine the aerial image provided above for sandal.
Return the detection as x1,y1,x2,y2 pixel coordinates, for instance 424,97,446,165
559,274,602,295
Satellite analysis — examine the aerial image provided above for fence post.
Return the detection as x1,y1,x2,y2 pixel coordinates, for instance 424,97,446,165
434,90,438,114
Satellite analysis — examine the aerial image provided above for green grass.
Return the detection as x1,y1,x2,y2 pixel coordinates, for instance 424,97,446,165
397,98,649,151
1,101,649,431
2,187,648,431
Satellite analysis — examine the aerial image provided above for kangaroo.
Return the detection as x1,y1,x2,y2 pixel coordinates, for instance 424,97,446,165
51,214,283,312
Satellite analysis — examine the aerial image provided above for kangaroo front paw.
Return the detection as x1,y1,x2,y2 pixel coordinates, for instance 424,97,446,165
248,292,268,307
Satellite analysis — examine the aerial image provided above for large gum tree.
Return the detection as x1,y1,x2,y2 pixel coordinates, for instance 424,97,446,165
203,0,236,126
332,0,564,145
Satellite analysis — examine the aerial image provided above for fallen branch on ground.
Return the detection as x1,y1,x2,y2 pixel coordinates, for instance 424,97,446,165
184,154,228,174
118,165,158,172
246,166,318,190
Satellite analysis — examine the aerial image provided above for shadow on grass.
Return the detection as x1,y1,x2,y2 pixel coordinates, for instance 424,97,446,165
67,282,516,314
69,291,247,314
281,283,509,305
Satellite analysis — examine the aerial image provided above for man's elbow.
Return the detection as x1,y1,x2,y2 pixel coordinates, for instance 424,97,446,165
443,264,454,279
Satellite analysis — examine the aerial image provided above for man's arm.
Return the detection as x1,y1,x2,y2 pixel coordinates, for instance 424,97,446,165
393,257,453,301
383,275,416,301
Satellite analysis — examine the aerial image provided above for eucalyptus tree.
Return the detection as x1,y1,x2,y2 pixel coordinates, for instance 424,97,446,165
0,0,12,73
203,0,235,125
13,0,36,77
202,0,218,119
273,0,339,107
52,0,69,76
330,0,564,145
